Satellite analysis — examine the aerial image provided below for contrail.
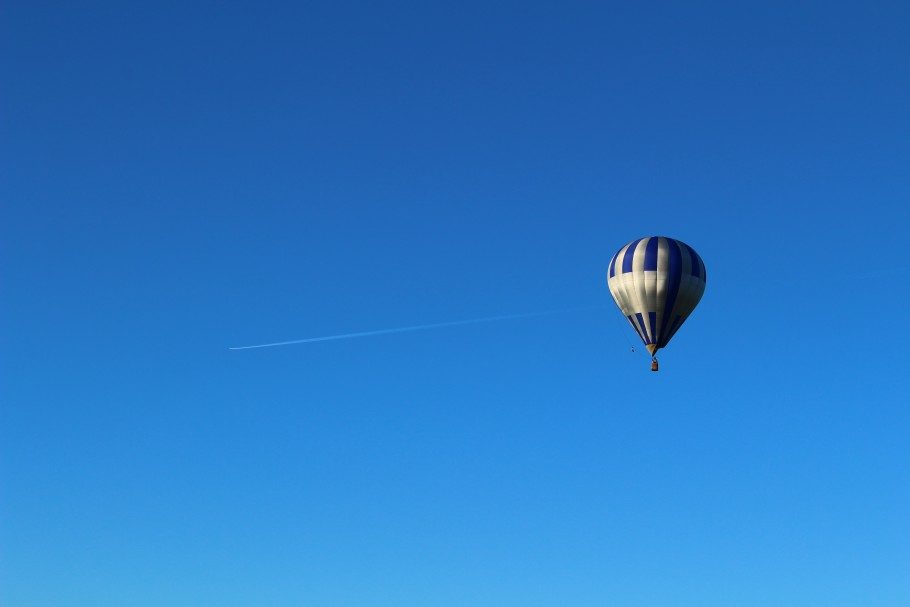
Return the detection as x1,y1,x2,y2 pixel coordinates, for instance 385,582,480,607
229,306,603,350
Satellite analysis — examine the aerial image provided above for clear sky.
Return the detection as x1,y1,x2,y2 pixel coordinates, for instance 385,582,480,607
2,1,909,605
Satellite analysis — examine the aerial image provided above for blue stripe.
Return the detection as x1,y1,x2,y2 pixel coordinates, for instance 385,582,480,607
647,311,657,344
635,312,651,344
682,242,700,279
627,315,646,345
644,237,659,271
621,238,644,274
609,248,620,278
658,238,682,345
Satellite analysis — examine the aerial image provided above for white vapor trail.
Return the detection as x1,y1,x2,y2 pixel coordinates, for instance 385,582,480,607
229,306,604,350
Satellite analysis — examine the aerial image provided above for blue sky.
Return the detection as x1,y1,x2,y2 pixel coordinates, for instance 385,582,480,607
2,1,909,605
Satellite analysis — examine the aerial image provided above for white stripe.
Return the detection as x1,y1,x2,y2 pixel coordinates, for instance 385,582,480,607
629,238,650,341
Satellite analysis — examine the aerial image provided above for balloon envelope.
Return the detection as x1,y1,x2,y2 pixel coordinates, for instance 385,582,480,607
607,236,706,355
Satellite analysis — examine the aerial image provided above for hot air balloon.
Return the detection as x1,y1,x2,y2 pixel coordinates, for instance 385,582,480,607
607,236,706,371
